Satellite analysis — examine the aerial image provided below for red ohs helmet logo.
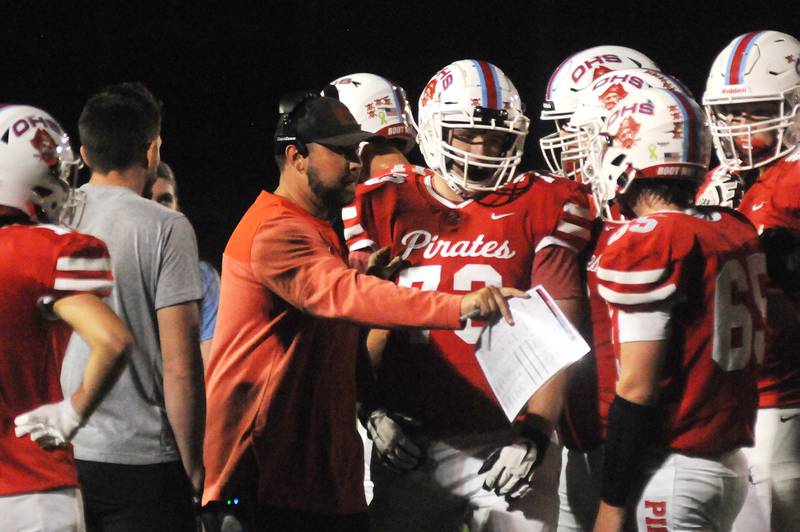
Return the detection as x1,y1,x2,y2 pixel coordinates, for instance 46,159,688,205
599,83,629,110
421,77,438,107
615,116,641,148
30,128,58,167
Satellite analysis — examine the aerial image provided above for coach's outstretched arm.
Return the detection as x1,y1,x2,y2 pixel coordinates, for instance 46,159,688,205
252,213,525,330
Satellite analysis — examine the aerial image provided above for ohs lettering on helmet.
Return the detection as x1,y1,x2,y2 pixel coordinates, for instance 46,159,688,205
571,54,623,83
12,116,64,137
606,102,655,128
592,73,646,92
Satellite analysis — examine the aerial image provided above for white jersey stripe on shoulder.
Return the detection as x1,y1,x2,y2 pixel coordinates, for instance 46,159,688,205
598,283,676,306
54,278,114,292
563,202,592,220
556,221,590,240
349,239,376,252
341,206,357,221
56,257,112,272
534,236,578,254
343,224,365,240
597,267,666,285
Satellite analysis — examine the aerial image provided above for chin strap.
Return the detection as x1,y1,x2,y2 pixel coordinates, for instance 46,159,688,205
445,177,470,198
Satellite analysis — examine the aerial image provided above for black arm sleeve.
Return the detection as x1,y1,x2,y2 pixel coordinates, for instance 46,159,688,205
601,394,660,507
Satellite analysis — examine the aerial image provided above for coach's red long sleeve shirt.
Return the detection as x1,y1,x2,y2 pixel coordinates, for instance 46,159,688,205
203,191,461,514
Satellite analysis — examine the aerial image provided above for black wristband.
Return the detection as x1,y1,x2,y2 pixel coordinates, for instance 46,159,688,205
601,395,659,507
516,420,551,467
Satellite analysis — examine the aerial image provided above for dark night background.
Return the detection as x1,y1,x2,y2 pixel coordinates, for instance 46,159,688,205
4,1,795,267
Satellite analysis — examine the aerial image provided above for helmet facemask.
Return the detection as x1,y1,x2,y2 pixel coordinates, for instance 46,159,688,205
706,88,800,170
419,104,528,195
539,120,582,179
587,132,632,219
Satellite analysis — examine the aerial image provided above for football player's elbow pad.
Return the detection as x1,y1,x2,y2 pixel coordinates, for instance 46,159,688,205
601,394,660,507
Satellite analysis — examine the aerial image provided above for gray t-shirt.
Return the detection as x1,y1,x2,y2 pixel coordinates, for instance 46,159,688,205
61,183,202,464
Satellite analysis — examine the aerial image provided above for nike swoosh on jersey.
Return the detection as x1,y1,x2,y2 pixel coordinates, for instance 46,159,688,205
752,202,766,211
780,414,800,423
490,213,515,220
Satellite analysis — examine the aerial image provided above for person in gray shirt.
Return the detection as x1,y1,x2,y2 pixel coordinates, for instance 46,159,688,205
61,82,205,532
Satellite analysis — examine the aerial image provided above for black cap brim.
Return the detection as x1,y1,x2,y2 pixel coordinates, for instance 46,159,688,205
313,130,383,147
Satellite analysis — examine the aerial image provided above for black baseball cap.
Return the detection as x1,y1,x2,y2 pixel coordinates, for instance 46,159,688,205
289,96,381,148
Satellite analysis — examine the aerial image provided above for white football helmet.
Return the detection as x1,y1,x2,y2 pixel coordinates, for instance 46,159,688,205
567,69,691,183
704,31,800,170
326,73,416,153
0,105,82,223
417,59,529,194
539,46,659,178
587,88,711,218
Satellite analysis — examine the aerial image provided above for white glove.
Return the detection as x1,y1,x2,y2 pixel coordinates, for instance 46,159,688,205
479,438,539,500
14,398,83,448
366,408,423,473
696,171,743,208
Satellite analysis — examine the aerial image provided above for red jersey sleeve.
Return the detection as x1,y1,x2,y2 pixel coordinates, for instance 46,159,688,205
596,215,692,342
343,170,411,254
530,174,594,255
525,174,593,300
48,230,114,301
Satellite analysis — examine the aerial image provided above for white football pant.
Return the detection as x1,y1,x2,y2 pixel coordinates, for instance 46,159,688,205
557,446,603,531
369,429,561,532
732,406,800,532
632,450,748,532
0,487,85,531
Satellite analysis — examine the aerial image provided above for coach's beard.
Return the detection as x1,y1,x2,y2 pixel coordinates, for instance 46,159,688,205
307,165,357,216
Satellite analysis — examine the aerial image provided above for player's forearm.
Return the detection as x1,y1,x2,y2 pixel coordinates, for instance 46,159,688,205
54,294,132,418
70,337,130,418
524,365,573,432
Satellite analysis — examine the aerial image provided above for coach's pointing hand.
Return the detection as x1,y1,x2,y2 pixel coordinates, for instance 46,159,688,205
460,286,528,325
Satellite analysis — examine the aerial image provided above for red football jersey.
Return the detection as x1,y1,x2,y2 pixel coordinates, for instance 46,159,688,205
0,223,113,496
561,219,627,451
597,209,763,456
738,148,800,408
344,165,593,436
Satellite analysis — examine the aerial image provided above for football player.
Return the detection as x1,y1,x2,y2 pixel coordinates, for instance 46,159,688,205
0,105,131,530
589,88,764,531
555,67,692,531
539,45,659,180
343,59,594,531
324,73,416,180
324,72,422,506
704,30,800,531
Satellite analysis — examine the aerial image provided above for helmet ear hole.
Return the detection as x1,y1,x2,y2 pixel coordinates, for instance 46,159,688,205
32,186,52,198
610,154,626,167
